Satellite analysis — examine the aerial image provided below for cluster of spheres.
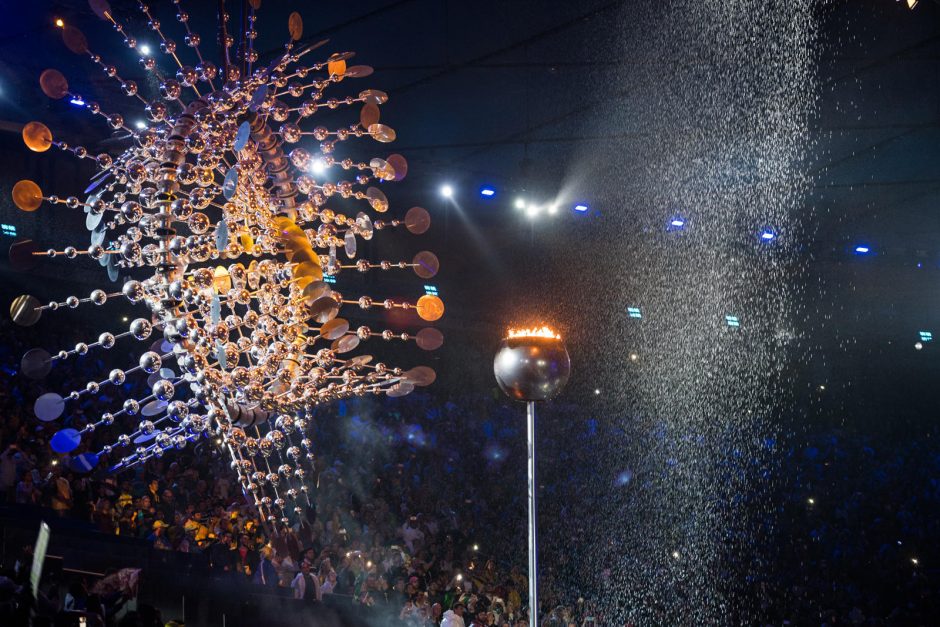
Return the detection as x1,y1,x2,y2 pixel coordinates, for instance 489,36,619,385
9,0,444,527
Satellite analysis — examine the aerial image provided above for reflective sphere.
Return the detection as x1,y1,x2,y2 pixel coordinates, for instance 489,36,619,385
493,335,570,402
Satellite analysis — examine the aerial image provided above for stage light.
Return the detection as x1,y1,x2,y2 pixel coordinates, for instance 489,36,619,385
1,224,17,237
69,97,85,106
456,574,463,581
473,544,479,551
547,203,559,215
629,353,638,362
725,315,740,328
139,44,151,56
854,245,870,254
54,18,64,28
808,497,815,505
594,388,601,395
440,184,454,198
671,551,680,559
480,186,495,197
760,229,776,241
309,158,327,175
514,198,526,210
912,557,919,565
121,316,128,322
573,203,589,213
135,120,147,130
627,307,642,319
668,216,686,231
525,203,541,218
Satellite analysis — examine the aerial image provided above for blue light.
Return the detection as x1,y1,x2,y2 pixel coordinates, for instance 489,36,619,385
479,186,495,197
424,284,438,295
1,224,16,237
854,245,871,254
725,315,740,328
323,275,336,284
627,307,642,319
760,230,776,241
919,331,933,342
573,203,589,213
69,97,85,106
668,216,686,231
671,219,685,227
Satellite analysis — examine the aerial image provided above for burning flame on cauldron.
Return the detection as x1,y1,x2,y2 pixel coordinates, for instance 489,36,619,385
507,326,560,340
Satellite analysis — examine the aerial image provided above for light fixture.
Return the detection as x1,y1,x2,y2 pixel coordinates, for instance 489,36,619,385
573,203,589,213
725,315,740,328
139,43,151,56
525,204,541,218
854,245,871,254
514,198,526,210
440,184,454,198
309,158,327,175
479,186,495,197
627,307,642,319
134,120,147,130
547,204,558,215
54,18,64,28
69,97,85,106
760,228,776,241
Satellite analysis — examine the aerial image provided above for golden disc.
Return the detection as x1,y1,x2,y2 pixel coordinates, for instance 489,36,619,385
212,266,232,293
416,294,444,322
22,122,52,152
288,12,303,41
12,180,43,212
328,58,347,79
39,69,69,99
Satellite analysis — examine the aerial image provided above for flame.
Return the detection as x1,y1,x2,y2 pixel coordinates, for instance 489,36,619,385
507,326,560,340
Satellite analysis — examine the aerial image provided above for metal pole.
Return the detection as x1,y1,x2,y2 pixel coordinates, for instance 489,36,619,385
527,401,538,627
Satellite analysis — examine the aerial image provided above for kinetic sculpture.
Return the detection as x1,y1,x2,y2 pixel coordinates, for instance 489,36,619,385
9,0,444,526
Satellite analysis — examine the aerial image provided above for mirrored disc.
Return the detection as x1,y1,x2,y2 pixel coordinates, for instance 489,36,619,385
89,0,111,20
146,372,161,388
344,231,357,258
21,348,53,379
9,239,42,271
356,213,374,240
222,169,238,200
386,381,415,398
402,366,436,387
387,154,408,181
133,432,157,444
107,257,119,282
70,452,99,473
416,294,444,322
412,251,440,279
302,280,331,303
349,354,373,368
86,209,104,231
367,123,396,143
51,428,81,454
141,400,168,417
288,11,303,40
360,103,380,129
308,295,340,323
249,85,268,112
34,392,65,421
62,25,89,54
11,294,42,326
366,187,388,212
345,65,374,78
320,318,349,340
405,206,430,234
90,227,107,248
359,89,388,105
84,171,112,194
159,367,175,380
234,121,251,151
331,334,360,354
416,327,444,351
210,294,222,323
39,69,69,99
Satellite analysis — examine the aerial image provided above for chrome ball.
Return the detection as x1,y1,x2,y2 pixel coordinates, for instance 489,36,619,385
493,336,570,402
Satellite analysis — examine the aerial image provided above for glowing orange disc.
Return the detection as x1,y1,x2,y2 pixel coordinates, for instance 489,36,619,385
328,58,347,79
12,180,43,212
22,122,53,152
288,12,303,41
416,294,444,322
